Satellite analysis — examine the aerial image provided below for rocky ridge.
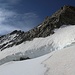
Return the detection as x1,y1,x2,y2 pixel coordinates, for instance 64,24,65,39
0,5,75,51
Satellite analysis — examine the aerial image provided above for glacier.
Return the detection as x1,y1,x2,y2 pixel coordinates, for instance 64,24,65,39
0,25,75,75
0,25,75,65
0,42,75,75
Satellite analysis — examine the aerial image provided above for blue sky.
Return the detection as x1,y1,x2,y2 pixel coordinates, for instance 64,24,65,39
0,0,75,34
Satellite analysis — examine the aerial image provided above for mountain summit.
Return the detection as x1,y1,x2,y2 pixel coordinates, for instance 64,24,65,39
26,5,75,38
0,5,75,50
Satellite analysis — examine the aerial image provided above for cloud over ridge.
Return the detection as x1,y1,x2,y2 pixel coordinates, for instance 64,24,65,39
0,1,41,35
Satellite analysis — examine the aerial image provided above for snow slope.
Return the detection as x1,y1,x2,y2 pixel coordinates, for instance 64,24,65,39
0,53,51,75
0,25,75,65
0,43,75,75
44,44,75,75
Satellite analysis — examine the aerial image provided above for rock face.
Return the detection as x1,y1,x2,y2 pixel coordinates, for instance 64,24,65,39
0,5,75,51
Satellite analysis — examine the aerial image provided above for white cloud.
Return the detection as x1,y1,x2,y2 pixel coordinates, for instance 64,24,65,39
0,8,15,24
0,8,40,35
0,8,20,34
0,0,42,35
0,25,20,35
